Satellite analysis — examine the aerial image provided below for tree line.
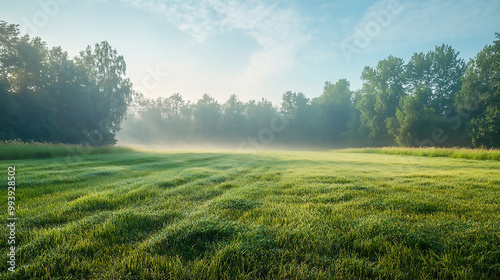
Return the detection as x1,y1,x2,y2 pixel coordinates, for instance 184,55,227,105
121,35,500,149
0,20,132,145
1,19,498,148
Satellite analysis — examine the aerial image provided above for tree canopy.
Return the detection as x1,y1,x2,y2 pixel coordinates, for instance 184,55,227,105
0,20,133,145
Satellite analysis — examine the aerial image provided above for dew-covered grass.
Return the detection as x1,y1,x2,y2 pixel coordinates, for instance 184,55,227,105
1,148,499,279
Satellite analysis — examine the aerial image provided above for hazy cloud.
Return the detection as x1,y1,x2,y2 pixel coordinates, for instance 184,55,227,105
121,0,309,82
347,0,500,53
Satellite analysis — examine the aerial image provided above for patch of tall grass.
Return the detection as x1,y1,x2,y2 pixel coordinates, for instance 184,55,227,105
0,139,132,160
341,147,500,161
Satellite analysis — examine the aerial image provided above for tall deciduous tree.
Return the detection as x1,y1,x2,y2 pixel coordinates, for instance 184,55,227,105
389,45,466,147
357,56,406,145
193,93,222,139
311,79,353,145
456,34,500,147
280,91,311,143
222,94,245,139
77,41,134,144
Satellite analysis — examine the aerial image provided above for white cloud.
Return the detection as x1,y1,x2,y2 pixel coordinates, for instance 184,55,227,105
346,0,500,53
120,0,309,82
388,0,500,41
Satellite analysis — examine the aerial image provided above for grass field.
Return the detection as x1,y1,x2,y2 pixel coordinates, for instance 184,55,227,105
343,147,500,161
1,147,500,279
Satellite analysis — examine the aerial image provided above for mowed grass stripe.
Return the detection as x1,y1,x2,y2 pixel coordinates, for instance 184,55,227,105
0,150,499,279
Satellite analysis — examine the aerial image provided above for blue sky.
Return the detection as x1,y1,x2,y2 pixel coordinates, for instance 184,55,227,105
1,0,499,104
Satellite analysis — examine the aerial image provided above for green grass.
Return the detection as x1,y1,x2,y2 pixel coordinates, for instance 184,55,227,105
1,148,499,279
342,147,500,161
0,140,132,160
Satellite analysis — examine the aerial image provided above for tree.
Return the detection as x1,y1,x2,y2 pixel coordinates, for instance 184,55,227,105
193,94,222,140
406,52,433,98
0,30,58,142
311,79,353,145
387,45,466,147
387,87,441,146
0,76,17,140
280,91,311,143
244,98,277,133
168,93,185,120
77,41,134,144
0,21,19,140
0,20,133,144
280,91,309,117
429,44,466,113
357,56,406,146
222,94,245,139
0,21,20,79
456,34,500,147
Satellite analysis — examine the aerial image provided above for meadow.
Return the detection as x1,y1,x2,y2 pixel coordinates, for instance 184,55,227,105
1,146,499,279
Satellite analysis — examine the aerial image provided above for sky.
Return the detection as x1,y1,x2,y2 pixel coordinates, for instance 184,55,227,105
1,0,499,104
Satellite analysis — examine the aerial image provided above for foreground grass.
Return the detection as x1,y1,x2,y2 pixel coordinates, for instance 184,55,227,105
1,149,499,279
343,147,500,161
